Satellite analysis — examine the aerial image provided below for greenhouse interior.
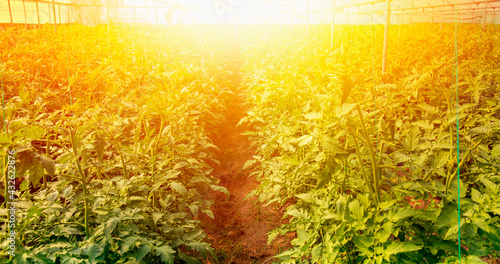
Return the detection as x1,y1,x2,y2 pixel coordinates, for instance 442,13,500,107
1,0,500,263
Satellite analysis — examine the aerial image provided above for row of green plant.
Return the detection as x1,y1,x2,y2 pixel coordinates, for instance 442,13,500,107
0,24,237,263
240,24,500,263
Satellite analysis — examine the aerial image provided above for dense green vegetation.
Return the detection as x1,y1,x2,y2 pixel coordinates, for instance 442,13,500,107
241,24,500,263
1,23,500,263
1,24,235,263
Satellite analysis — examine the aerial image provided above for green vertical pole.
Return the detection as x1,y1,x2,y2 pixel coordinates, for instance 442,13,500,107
453,7,461,262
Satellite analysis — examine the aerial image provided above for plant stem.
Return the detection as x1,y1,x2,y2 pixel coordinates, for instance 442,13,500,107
106,129,128,179
352,134,375,199
356,105,380,203
446,139,482,192
70,128,90,239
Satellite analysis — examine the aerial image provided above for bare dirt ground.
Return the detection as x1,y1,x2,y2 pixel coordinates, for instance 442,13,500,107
200,33,292,264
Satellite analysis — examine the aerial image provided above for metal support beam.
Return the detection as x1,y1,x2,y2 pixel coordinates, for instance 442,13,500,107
23,0,27,27
382,0,391,74
7,0,13,25
432,7,434,24
52,0,57,33
410,0,414,25
441,0,444,29
306,0,309,34
331,0,335,51
36,0,40,25
484,0,489,28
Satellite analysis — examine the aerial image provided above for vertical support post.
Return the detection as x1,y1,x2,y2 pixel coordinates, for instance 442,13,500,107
36,0,41,25
156,2,159,25
410,0,413,26
483,0,488,29
441,0,444,30
306,0,309,34
59,4,62,24
52,0,57,33
358,6,360,25
382,0,391,74
23,0,28,27
116,0,119,25
331,0,335,51
432,7,434,25
7,0,13,25
67,4,70,24
77,4,81,24
133,0,136,23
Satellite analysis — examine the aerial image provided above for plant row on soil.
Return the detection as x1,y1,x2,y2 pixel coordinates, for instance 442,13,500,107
0,23,500,264
240,24,500,263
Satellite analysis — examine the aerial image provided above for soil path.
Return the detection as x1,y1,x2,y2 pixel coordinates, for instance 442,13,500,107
201,32,290,264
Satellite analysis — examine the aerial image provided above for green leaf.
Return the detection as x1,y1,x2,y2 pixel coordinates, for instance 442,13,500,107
392,208,421,222
28,253,53,264
463,256,488,264
12,125,46,140
178,253,203,264
437,203,458,228
349,199,364,220
209,185,229,197
136,244,152,261
353,235,374,256
298,135,313,147
61,227,83,235
243,159,257,170
471,188,483,203
94,135,106,162
383,241,422,261
85,243,103,263
337,103,358,116
304,112,322,120
295,193,315,203
38,155,55,177
155,245,175,264
492,144,500,158
170,181,188,196
120,236,138,255
29,162,44,188
416,103,437,114
104,217,120,237
202,209,214,219
60,256,83,264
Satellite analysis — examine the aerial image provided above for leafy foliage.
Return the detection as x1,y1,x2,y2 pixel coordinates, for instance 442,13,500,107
241,24,500,263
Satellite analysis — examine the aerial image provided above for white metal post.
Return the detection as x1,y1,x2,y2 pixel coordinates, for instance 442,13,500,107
52,0,57,32
432,7,434,24
306,0,309,34
36,0,40,25
331,0,335,51
441,0,444,29
483,0,488,28
7,0,13,25
410,0,413,25
23,0,27,27
382,0,391,74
